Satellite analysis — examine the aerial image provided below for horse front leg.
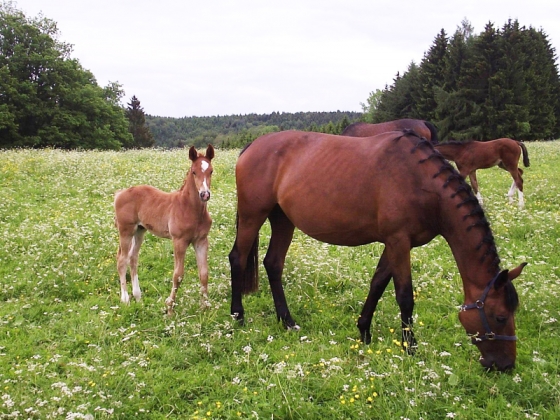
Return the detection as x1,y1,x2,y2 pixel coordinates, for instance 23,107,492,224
167,238,189,315
193,236,210,309
386,240,417,354
468,171,483,204
358,248,392,344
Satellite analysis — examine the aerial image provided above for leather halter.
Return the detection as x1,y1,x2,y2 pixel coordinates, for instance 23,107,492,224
461,272,517,343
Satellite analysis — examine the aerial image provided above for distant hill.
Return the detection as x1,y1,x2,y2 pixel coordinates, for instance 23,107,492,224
146,111,363,148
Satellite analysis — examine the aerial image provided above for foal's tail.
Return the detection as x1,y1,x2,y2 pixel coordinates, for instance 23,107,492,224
518,141,530,167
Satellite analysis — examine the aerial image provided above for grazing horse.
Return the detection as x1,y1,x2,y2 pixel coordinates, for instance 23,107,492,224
229,130,526,371
114,145,214,314
342,119,439,144
434,139,530,208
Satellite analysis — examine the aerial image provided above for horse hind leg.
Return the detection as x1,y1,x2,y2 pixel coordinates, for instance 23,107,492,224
263,205,297,330
508,168,525,209
129,228,146,302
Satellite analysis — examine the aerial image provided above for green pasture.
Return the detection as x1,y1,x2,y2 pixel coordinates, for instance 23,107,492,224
0,142,559,419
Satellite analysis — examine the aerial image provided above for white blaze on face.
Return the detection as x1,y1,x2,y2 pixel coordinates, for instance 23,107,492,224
201,160,209,173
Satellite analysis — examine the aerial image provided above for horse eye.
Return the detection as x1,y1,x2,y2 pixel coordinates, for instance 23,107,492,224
496,316,508,324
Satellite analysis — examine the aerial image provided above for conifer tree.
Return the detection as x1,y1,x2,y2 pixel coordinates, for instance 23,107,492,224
125,95,154,148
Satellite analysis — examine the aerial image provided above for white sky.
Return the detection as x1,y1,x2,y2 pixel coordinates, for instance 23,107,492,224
12,0,560,118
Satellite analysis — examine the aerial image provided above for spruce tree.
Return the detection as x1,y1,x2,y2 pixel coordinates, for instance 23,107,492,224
126,95,154,148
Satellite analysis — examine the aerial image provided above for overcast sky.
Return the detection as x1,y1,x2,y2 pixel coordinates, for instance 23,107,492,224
13,0,560,118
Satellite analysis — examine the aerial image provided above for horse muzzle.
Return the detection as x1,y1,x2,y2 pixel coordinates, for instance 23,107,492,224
479,355,515,372
200,191,211,202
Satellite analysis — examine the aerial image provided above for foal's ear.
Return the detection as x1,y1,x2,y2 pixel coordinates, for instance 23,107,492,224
205,144,215,161
188,146,198,162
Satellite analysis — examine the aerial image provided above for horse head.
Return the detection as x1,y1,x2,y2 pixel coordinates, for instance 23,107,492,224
189,144,215,202
458,263,526,371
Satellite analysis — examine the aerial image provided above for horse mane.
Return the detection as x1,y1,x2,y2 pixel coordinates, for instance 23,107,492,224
504,281,519,312
399,130,501,274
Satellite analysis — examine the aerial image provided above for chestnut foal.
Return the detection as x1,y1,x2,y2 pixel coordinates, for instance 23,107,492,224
114,145,214,314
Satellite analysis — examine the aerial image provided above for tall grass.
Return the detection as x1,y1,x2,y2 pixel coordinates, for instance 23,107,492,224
0,142,559,419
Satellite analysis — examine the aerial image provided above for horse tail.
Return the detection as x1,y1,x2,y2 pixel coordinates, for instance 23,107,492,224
423,121,439,144
232,212,260,295
518,141,530,167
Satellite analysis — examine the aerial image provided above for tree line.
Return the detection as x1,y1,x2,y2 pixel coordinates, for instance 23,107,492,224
2,4,559,150
145,111,360,148
363,19,560,141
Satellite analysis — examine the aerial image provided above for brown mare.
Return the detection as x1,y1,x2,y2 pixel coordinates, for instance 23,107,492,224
435,139,530,208
342,119,439,143
229,130,526,371
114,145,214,314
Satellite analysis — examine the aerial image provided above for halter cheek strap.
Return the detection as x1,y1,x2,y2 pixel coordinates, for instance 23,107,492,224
460,272,518,343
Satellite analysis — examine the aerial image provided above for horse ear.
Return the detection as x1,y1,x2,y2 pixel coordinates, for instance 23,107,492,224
205,144,215,161
188,146,198,162
493,270,510,290
494,262,527,290
507,262,527,281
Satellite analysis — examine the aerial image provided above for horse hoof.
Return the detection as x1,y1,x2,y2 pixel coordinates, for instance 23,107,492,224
287,324,301,331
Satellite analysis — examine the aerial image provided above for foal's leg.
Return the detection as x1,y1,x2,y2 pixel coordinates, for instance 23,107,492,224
117,232,134,304
129,228,146,302
507,167,525,208
386,239,417,354
193,236,210,308
166,237,190,314
357,248,392,344
263,206,297,329
468,171,483,204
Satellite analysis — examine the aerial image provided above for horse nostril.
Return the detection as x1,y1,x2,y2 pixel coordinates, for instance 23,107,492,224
200,191,211,201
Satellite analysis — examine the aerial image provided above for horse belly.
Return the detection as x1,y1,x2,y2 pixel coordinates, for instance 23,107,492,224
280,197,379,246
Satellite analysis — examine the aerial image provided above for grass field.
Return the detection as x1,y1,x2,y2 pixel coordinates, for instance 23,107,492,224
1,141,559,419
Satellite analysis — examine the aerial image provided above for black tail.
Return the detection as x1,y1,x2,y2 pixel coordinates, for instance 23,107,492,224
423,121,439,144
232,212,259,295
518,142,530,167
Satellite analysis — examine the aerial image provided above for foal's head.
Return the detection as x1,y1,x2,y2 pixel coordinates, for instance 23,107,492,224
188,144,215,202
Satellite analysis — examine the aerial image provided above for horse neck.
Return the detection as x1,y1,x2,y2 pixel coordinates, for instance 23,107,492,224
179,170,207,214
438,190,500,300
435,143,465,160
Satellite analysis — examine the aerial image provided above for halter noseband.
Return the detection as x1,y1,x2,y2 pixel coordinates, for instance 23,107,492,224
460,272,517,343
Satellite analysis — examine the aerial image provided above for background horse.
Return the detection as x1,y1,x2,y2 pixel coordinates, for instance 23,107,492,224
342,119,439,143
229,130,526,371
435,139,530,208
114,145,214,314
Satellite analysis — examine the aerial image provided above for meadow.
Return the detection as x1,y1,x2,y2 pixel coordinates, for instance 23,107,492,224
0,141,559,419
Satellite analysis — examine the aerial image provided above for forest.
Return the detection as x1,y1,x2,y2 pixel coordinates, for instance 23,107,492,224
145,111,362,148
364,20,560,141
1,3,559,150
